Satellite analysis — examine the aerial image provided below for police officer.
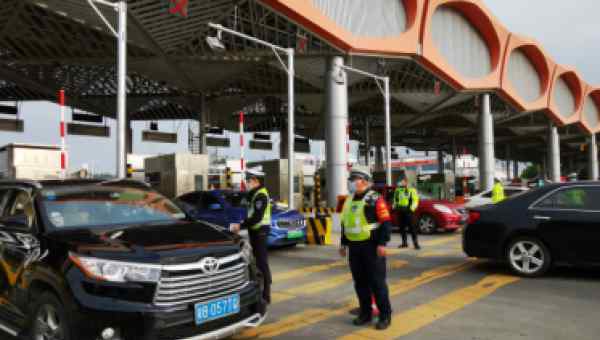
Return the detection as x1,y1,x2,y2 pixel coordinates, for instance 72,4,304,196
394,177,420,249
339,167,392,330
238,169,272,305
491,178,505,204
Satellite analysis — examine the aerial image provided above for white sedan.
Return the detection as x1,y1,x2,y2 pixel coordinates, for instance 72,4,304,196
465,186,529,209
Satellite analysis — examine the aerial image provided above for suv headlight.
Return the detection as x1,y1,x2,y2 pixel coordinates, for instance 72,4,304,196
240,241,254,264
69,253,161,283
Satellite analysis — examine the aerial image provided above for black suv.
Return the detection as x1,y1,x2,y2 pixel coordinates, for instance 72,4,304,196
0,179,266,340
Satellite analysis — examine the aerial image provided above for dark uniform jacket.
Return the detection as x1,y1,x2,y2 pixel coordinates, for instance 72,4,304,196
341,190,392,246
241,186,270,230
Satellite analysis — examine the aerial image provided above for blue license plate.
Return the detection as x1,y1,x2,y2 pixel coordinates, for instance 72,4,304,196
195,294,240,325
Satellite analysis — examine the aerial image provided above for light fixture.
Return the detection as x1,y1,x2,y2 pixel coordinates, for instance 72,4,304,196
206,29,226,52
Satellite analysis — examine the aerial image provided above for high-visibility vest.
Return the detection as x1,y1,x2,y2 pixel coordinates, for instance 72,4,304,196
341,192,379,242
393,187,419,212
248,187,272,230
491,183,505,204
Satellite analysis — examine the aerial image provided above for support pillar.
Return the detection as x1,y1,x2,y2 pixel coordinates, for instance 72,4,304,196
548,123,561,182
589,133,599,180
198,97,208,154
438,151,444,175
505,144,511,181
125,119,133,155
513,159,519,180
280,123,289,159
365,118,371,168
451,137,457,175
325,56,348,207
478,93,495,191
375,146,384,172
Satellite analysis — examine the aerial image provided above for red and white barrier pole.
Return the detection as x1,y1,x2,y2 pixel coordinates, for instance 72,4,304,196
239,111,246,191
59,89,67,179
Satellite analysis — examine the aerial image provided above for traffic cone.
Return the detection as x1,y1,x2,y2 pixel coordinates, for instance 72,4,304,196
371,295,379,317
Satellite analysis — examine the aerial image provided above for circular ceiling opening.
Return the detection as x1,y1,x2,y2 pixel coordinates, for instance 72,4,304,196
552,74,578,119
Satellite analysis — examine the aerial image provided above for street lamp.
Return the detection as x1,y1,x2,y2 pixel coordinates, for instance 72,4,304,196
340,65,392,186
87,0,127,178
207,23,296,208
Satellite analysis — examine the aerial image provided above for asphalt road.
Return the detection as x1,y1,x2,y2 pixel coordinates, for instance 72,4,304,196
235,232,600,340
3,232,600,339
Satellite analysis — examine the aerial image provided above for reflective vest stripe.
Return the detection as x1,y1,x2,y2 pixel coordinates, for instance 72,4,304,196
248,187,272,230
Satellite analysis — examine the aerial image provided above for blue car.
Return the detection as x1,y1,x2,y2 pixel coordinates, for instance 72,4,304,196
176,190,307,247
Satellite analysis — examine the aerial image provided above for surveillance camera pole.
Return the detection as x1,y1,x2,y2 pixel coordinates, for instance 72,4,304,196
208,23,296,208
87,0,127,179
340,65,392,186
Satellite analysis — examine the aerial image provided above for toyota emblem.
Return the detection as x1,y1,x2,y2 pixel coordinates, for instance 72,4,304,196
199,257,220,274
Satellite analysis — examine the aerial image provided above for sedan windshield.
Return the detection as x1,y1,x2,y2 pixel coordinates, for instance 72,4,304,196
39,186,186,229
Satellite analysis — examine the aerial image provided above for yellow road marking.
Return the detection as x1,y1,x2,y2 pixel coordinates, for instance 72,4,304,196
234,260,475,339
387,234,460,256
338,274,520,340
272,260,408,304
417,249,464,258
272,260,347,282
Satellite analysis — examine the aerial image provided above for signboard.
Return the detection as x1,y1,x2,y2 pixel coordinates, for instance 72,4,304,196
72,113,103,123
0,118,23,132
254,133,271,141
0,105,17,115
67,123,110,137
206,137,230,147
295,137,310,153
142,131,178,144
250,140,272,150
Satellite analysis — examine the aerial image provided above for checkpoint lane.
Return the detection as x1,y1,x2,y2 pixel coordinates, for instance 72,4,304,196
243,233,600,340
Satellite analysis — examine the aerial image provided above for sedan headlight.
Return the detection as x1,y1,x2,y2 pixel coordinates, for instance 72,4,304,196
433,204,453,214
69,253,161,283
240,241,254,264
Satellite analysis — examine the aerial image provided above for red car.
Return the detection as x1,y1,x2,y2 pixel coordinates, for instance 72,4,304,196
375,186,467,234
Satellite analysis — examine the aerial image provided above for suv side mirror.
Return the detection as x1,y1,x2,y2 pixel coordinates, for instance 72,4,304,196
209,203,223,211
0,214,29,229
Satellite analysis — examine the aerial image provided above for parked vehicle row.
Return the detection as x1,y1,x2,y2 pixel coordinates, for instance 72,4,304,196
0,180,267,340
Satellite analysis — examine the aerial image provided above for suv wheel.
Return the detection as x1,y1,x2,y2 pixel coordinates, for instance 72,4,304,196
29,293,71,340
417,214,437,234
506,237,551,277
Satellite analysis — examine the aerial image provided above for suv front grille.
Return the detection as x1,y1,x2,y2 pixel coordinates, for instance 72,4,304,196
154,252,249,310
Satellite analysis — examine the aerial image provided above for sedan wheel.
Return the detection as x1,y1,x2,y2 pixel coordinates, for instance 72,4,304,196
418,215,436,234
507,237,551,277
30,293,70,340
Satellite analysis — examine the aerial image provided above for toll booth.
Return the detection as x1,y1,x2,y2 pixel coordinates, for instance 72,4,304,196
0,143,62,180
247,159,304,209
144,153,209,198
417,172,455,200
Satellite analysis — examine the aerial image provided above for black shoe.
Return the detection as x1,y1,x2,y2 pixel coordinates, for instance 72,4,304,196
349,307,361,316
414,244,421,250
352,315,372,326
376,317,391,330
398,243,408,248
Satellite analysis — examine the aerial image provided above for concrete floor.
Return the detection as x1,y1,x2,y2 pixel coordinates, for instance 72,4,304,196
234,232,600,340
3,232,600,339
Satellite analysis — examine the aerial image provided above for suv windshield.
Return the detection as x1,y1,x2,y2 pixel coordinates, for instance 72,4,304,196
39,186,186,229
224,192,248,208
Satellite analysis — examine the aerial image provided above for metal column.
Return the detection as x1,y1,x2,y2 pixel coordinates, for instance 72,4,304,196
513,159,519,179
125,119,133,155
505,144,511,180
325,56,348,207
438,151,444,174
364,118,371,168
286,48,295,209
478,94,495,191
116,0,127,178
548,123,561,182
589,133,599,180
